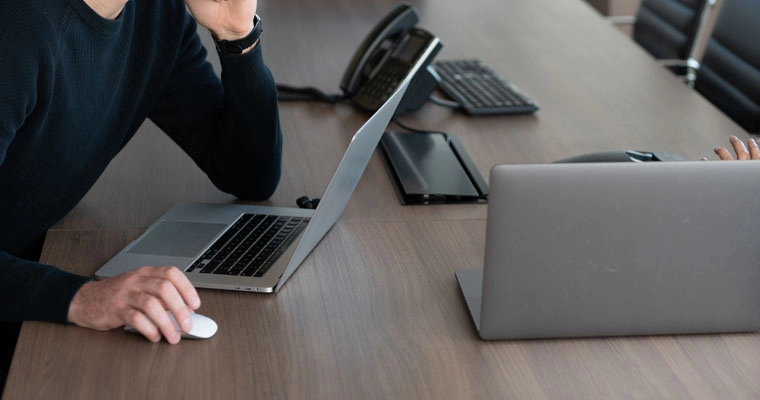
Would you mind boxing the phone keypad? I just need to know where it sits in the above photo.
[354,61,408,110]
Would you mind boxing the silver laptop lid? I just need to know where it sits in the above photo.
[480,161,760,339]
[275,79,411,291]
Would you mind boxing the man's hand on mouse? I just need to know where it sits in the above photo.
[68,266,201,344]
[712,135,760,160]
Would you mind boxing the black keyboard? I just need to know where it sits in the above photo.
[186,213,309,278]
[433,59,539,116]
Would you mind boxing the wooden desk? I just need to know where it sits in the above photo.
[5,0,756,398]
[9,223,760,399]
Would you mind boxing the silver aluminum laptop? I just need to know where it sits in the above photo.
[96,79,410,293]
[456,161,760,339]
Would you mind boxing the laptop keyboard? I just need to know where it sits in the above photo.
[186,213,309,277]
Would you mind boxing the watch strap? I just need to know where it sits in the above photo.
[214,15,263,55]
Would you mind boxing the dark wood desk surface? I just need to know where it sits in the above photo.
[5,0,757,398]
[8,223,760,399]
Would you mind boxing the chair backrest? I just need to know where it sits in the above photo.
[633,0,708,60]
[694,0,760,133]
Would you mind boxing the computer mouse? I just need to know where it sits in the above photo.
[554,150,685,163]
[124,311,218,340]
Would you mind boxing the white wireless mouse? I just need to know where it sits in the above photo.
[174,312,218,339]
[124,311,218,340]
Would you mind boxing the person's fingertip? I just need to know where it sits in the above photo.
[181,318,192,332]
[167,331,180,344]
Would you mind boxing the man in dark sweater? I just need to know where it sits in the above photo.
[0,0,280,388]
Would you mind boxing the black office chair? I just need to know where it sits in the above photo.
[610,0,716,81]
[693,0,760,133]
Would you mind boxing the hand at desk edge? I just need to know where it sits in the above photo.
[68,266,201,345]
[711,135,760,161]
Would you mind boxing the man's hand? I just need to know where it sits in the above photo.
[713,135,760,160]
[185,0,257,41]
[68,266,201,344]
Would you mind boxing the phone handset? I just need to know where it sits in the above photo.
[340,3,443,115]
[339,3,419,96]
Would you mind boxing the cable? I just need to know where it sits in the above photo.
[390,118,433,133]
[276,84,453,134]
[429,93,461,109]
[276,84,346,104]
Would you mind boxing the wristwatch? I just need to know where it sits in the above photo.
[213,14,263,55]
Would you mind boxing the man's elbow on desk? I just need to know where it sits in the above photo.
[212,164,282,201]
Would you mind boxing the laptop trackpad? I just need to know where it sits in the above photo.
[127,221,227,257]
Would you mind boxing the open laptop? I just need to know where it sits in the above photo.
[95,79,410,293]
[456,161,760,340]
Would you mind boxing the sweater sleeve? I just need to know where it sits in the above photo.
[149,12,282,201]
[0,5,92,325]
[0,251,91,324]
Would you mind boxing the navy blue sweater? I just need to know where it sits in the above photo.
[0,0,282,323]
